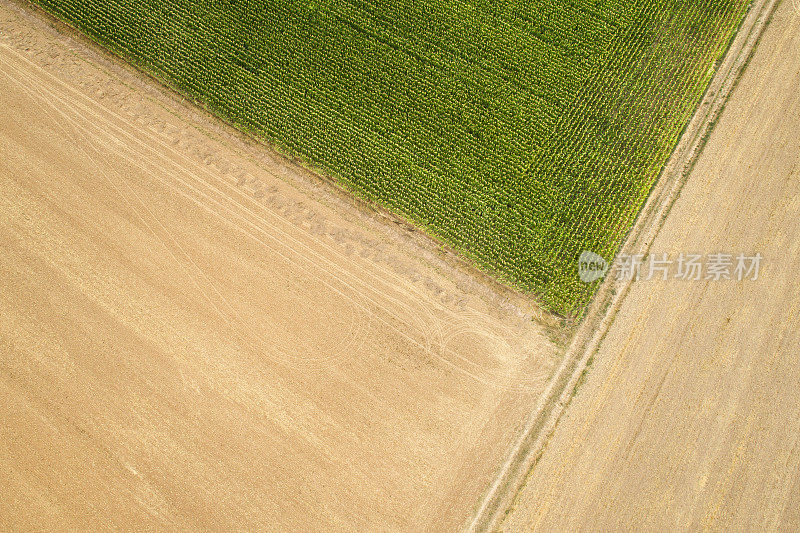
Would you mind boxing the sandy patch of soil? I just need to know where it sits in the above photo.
[501,2,800,530]
[0,2,559,530]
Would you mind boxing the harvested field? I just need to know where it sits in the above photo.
[0,3,560,530]
[501,1,800,530]
[29,0,752,314]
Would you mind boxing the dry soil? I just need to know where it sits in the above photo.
[0,2,560,530]
[501,2,800,530]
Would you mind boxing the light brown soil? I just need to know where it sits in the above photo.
[501,1,800,530]
[468,0,778,528]
[0,2,560,530]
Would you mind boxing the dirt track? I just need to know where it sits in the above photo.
[0,2,560,530]
[502,2,800,530]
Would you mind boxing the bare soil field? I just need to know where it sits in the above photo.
[0,2,561,530]
[501,1,800,530]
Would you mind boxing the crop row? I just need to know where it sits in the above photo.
[35,0,751,314]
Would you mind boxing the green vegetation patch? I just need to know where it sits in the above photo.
[34,0,750,315]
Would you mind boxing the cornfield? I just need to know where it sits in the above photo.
[33,0,751,315]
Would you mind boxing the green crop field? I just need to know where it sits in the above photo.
[33,0,750,315]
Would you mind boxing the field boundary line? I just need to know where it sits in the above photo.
[7,0,561,336]
[466,0,781,530]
